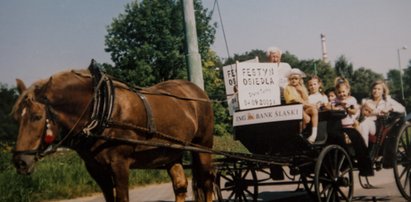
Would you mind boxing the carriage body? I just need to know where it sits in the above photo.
[216,102,411,201]
[216,61,411,201]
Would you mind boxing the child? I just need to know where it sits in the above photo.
[307,76,329,110]
[283,68,318,144]
[334,77,359,128]
[335,77,373,176]
[325,88,337,109]
[359,100,376,147]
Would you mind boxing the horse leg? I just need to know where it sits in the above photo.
[192,152,214,202]
[167,163,188,202]
[85,163,115,202]
[111,162,131,202]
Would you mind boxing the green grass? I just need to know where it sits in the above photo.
[213,134,249,153]
[0,134,245,201]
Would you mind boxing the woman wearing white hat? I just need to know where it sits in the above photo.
[283,68,319,144]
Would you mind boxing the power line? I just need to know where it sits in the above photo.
[213,0,231,61]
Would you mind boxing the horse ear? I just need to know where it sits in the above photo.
[16,79,27,94]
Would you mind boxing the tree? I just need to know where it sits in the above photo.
[223,49,265,65]
[387,69,402,99]
[401,60,411,112]
[202,50,231,136]
[280,51,300,69]
[104,0,216,86]
[298,59,336,91]
[334,55,354,79]
[0,84,18,143]
[350,67,383,101]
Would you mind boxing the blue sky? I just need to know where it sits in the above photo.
[1,0,410,87]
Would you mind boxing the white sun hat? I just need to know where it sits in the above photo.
[286,68,306,78]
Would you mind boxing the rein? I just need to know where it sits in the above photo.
[14,62,213,159]
[12,65,107,158]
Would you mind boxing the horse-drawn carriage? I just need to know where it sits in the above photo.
[213,104,411,201]
[11,61,411,202]
[212,61,411,201]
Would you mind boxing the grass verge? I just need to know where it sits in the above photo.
[0,134,245,201]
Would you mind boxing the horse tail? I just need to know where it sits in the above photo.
[191,150,214,202]
[191,153,205,201]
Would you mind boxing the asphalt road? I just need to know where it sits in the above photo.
[54,168,406,202]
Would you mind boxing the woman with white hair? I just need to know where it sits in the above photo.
[266,47,292,90]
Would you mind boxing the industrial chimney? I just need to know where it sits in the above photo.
[321,33,328,63]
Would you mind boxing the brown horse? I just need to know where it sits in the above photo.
[11,67,214,202]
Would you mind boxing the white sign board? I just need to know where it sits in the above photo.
[222,57,259,96]
[237,63,281,110]
[222,64,237,96]
[233,104,303,126]
[222,57,259,114]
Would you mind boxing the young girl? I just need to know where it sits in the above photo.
[283,68,318,144]
[335,77,373,176]
[307,76,328,110]
[334,77,359,128]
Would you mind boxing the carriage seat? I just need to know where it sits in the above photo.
[301,109,347,145]
[369,112,404,144]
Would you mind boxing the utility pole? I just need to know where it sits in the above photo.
[182,0,204,90]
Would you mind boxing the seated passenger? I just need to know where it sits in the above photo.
[359,80,406,146]
[307,75,329,110]
[283,68,318,144]
[266,46,292,91]
[325,87,337,108]
[334,77,360,129]
[359,100,376,147]
[335,77,373,176]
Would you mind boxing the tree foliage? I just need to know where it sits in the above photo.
[104,0,216,86]
[202,50,231,136]
[0,84,18,143]
[297,59,336,91]
[350,67,384,100]
[335,55,354,79]
[223,49,265,65]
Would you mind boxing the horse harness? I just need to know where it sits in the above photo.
[15,61,214,159]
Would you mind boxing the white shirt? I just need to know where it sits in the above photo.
[361,96,405,119]
[308,92,329,105]
[277,62,292,89]
[338,96,359,127]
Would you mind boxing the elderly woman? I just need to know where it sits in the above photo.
[266,47,292,90]
[359,80,406,146]
[283,68,319,144]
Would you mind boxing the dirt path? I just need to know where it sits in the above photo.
[53,169,405,202]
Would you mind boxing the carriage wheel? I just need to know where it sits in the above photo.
[301,169,316,199]
[393,121,411,201]
[215,161,258,202]
[314,145,353,202]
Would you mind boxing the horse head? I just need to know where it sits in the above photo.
[12,70,93,175]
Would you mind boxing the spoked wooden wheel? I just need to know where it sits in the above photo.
[393,121,411,201]
[301,170,316,199]
[315,145,353,202]
[215,161,258,202]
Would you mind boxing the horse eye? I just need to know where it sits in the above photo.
[30,114,42,122]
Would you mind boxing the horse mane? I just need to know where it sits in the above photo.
[11,69,92,118]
